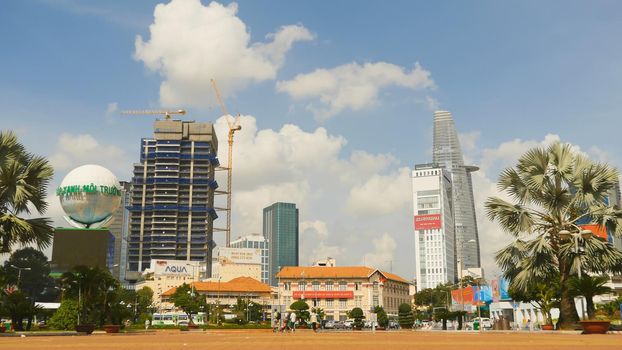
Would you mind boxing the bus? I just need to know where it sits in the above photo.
[152,312,206,326]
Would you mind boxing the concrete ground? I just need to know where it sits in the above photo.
[1,329,621,350]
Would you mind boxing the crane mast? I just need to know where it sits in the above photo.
[211,79,241,247]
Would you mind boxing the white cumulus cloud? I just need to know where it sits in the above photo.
[134,0,313,107]
[277,61,435,120]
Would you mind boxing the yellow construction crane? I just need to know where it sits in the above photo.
[121,109,187,119]
[211,78,241,247]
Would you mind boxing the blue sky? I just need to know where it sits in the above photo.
[3,0,622,278]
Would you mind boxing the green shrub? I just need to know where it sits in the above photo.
[49,299,79,330]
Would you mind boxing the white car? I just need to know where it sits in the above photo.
[469,317,492,329]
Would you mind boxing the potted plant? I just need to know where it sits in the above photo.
[579,314,610,334]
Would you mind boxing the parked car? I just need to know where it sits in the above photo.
[322,320,335,329]
[343,319,354,328]
[388,320,400,329]
[468,317,492,330]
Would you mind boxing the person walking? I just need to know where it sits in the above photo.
[310,311,318,332]
[272,309,281,333]
[280,311,290,333]
[144,319,150,331]
[289,311,297,333]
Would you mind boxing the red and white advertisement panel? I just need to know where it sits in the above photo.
[414,214,442,230]
[579,224,608,240]
[292,291,354,299]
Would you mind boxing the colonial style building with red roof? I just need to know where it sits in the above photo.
[275,266,410,321]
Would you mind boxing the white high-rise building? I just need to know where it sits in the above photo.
[412,163,456,291]
[230,234,269,284]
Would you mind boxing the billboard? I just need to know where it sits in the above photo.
[292,291,354,299]
[152,259,200,277]
[51,228,115,273]
[579,224,608,240]
[414,214,442,230]
[217,247,261,265]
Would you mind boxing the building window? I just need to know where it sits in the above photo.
[355,296,362,307]
[326,299,334,308]
[372,295,379,308]
[284,282,291,291]
[325,281,333,291]
[312,281,320,291]
[339,281,347,291]
[355,282,362,291]
[298,281,305,291]
[339,299,347,309]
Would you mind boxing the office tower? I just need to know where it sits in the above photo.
[263,202,299,286]
[432,110,481,269]
[230,234,269,284]
[127,119,219,278]
[108,181,131,281]
[412,163,456,290]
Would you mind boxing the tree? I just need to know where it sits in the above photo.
[567,275,612,320]
[0,130,54,253]
[510,281,559,326]
[136,286,154,316]
[373,306,389,328]
[59,265,119,326]
[1,290,42,331]
[170,283,206,326]
[398,303,414,329]
[289,300,310,324]
[48,299,79,330]
[3,248,56,298]
[311,307,325,322]
[486,142,622,328]
[348,307,365,328]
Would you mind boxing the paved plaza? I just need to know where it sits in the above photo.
[1,330,621,350]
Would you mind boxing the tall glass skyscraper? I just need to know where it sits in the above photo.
[263,202,299,286]
[432,110,481,269]
[127,119,220,279]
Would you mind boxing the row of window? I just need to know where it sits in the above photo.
[283,281,363,291]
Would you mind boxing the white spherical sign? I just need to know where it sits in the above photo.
[56,164,122,228]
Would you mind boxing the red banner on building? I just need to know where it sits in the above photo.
[579,224,608,240]
[414,214,442,230]
[292,291,354,299]
[451,287,475,305]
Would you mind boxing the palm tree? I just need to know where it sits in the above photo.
[486,142,622,329]
[0,131,54,253]
[60,265,119,325]
[568,275,612,320]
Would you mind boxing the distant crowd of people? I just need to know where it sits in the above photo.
[272,309,320,333]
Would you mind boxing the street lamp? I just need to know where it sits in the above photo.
[9,265,31,289]
[217,277,222,325]
[186,263,197,297]
[456,239,476,330]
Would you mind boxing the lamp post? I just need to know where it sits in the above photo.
[186,263,196,297]
[9,265,31,289]
[457,239,476,330]
[217,277,222,325]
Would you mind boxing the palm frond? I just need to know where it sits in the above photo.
[485,197,535,236]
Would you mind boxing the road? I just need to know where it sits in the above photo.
[1,329,620,350]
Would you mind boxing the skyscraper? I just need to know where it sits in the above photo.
[127,119,219,279]
[432,110,481,269]
[108,180,131,281]
[263,202,299,286]
[412,163,456,290]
